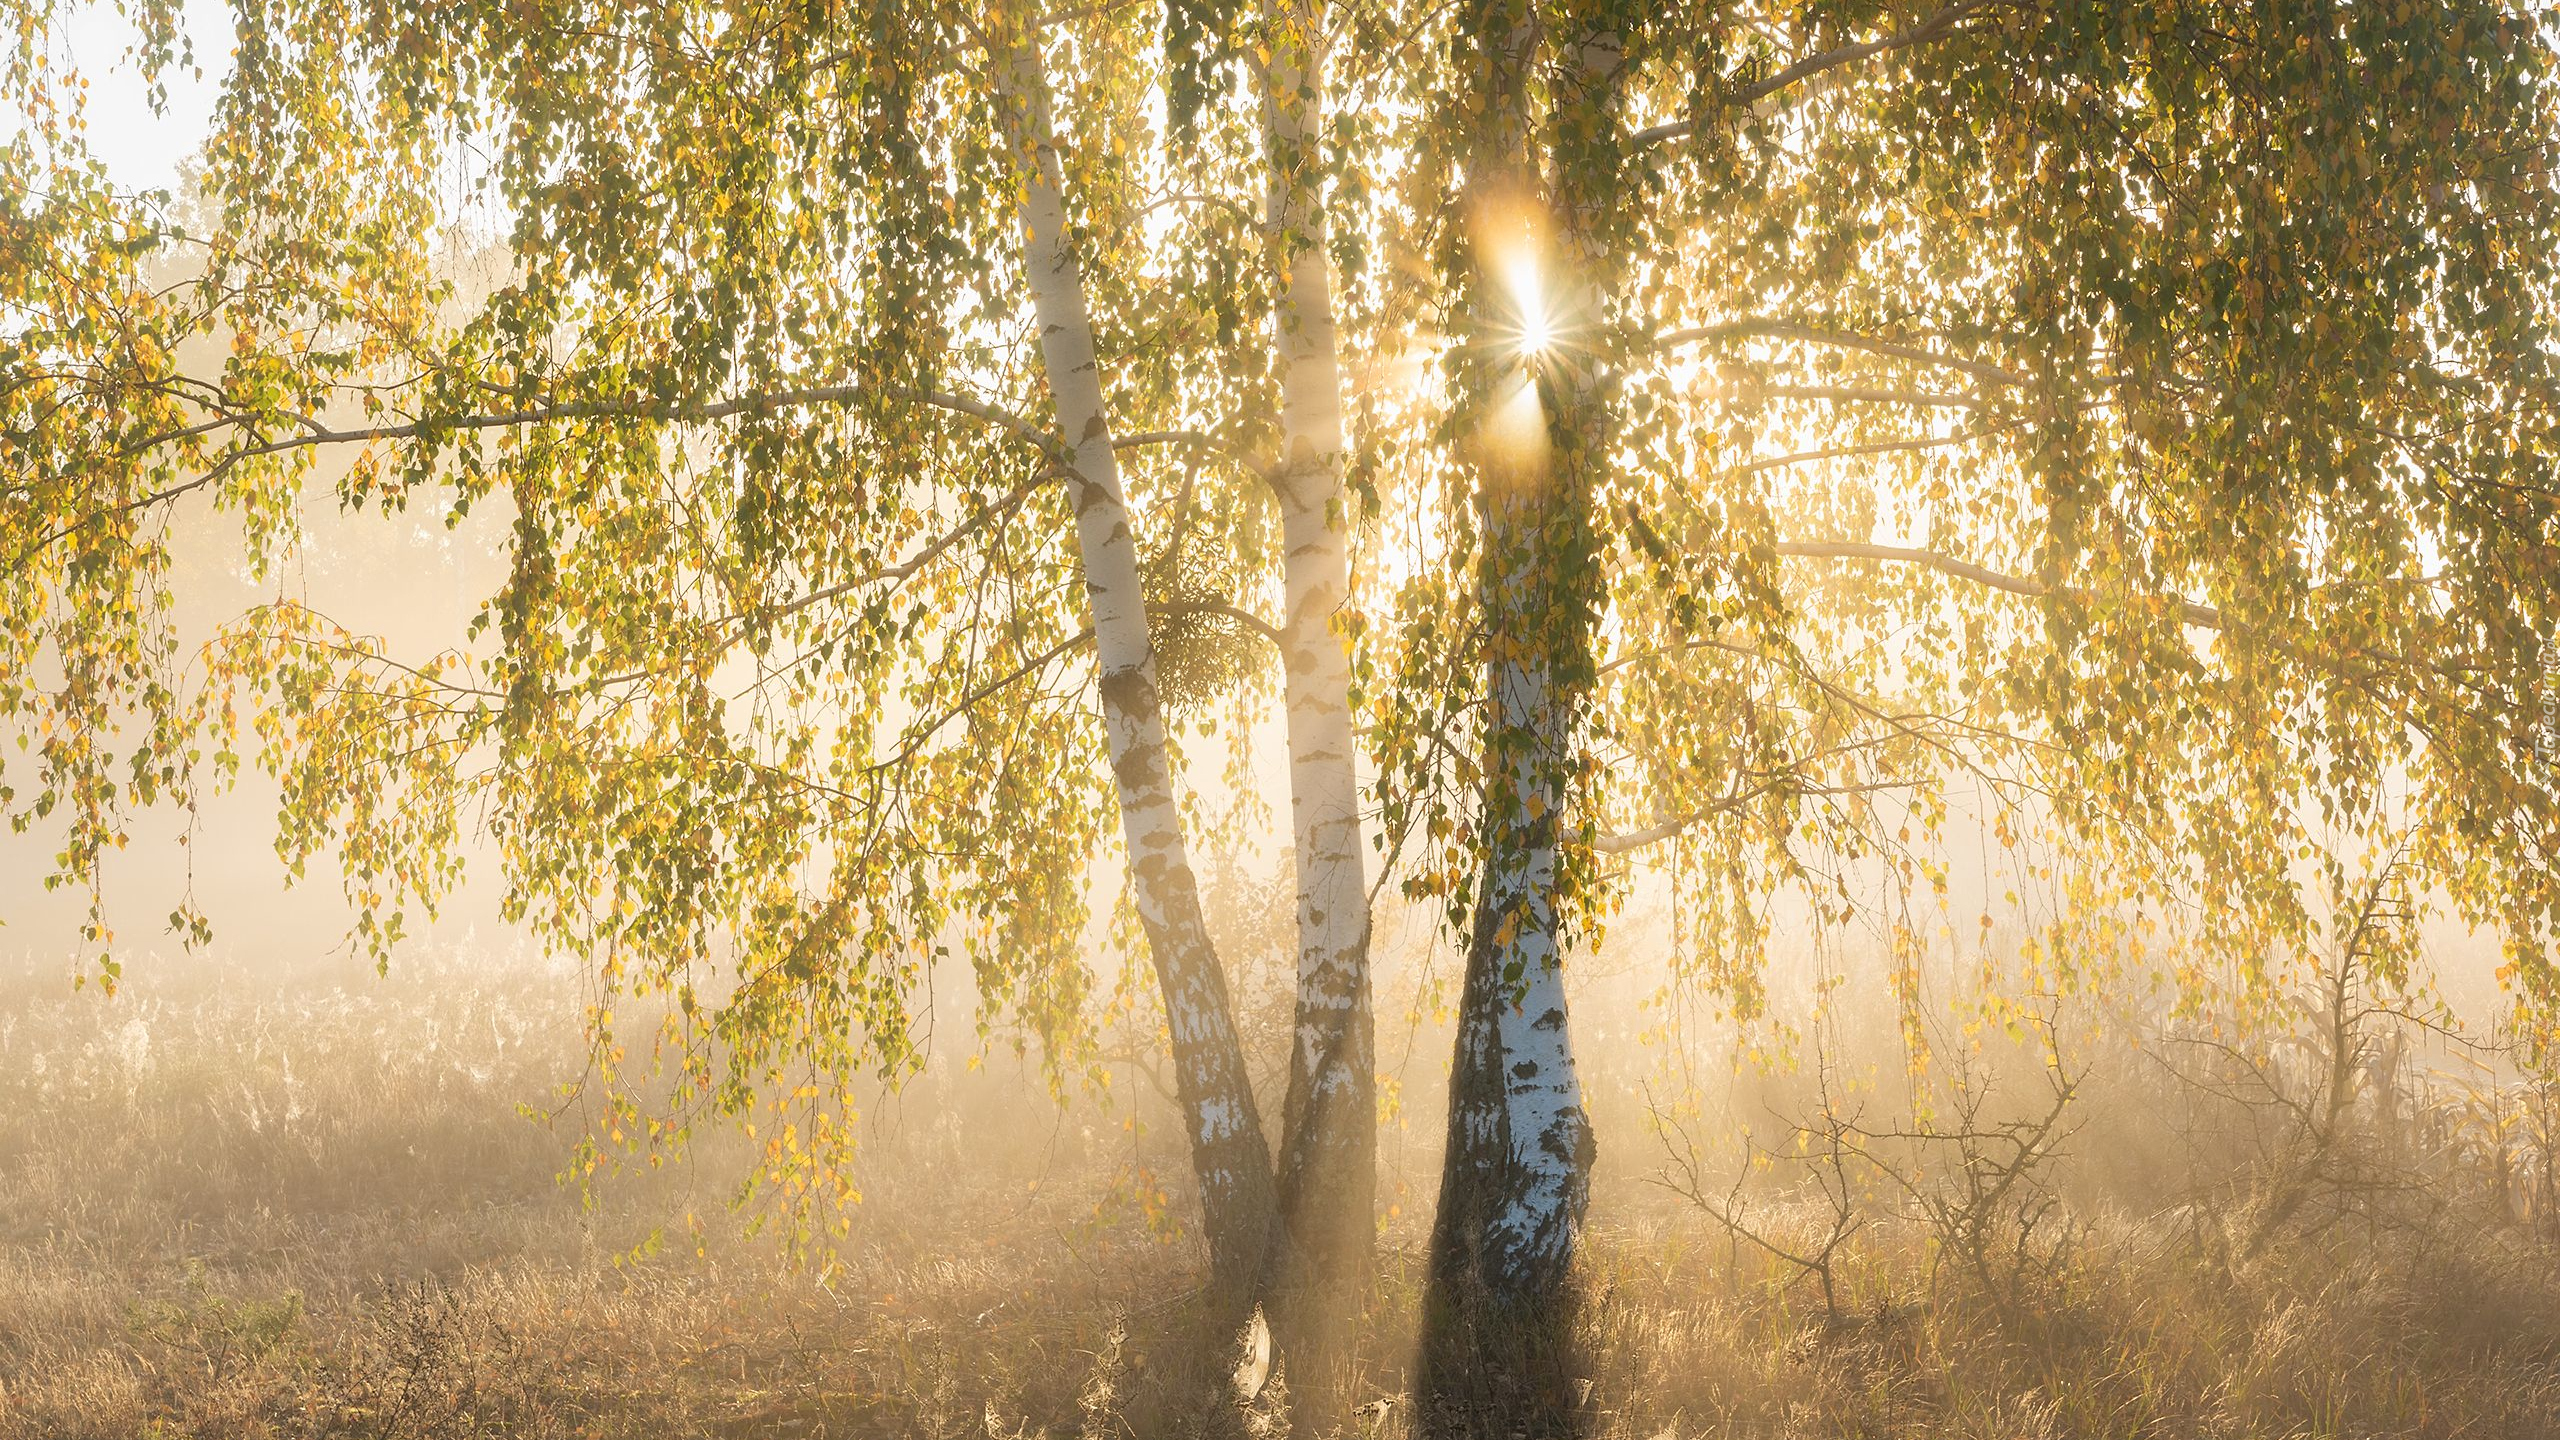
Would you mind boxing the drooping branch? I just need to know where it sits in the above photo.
[560,472,1073,691]
[1738,429,2000,475]
[1591,624,2064,854]
[1110,428,1275,480]
[32,379,1274,576]
[769,474,1064,623]
[870,625,1099,775]
[1776,540,2491,760]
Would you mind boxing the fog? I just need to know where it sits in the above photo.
[13,3,2560,1435]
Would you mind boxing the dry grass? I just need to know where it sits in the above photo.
[6,954,2560,1438]
[1567,1209,2560,1439]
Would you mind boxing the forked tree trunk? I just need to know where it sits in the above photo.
[990,29,1279,1303]
[1258,0,1378,1426]
[1419,2,1623,1433]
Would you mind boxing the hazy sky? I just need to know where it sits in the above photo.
[43,0,231,193]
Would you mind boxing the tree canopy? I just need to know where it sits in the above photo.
[8,0,2560,1325]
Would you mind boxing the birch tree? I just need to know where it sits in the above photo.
[1221,0,1381,1416]
[1402,0,1628,1422]
[983,14,1282,1298]
[13,4,2560,1434]
[0,0,1372,1313]
[1358,1,2560,1430]
[1580,0,2560,1055]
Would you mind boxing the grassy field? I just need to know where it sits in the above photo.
[7,952,2560,1439]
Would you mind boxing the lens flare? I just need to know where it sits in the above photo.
[1505,249,1552,357]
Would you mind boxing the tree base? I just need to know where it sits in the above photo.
[1413,1274,1589,1440]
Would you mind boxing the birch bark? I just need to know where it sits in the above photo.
[1418,2,1625,1430]
[990,30,1279,1302]
[1258,0,1378,1420]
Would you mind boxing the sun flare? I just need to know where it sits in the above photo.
[1505,248,1552,356]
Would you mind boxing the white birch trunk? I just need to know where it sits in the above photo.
[1470,17,1627,1288]
[1478,634,1592,1279]
[1419,2,1618,1428]
[1259,0,1377,1419]
[1417,527,1597,1421]
[1266,0,1369,1171]
[990,30,1277,1299]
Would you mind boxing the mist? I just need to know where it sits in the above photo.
[13,0,2560,1436]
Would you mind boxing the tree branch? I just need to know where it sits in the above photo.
[1595,778,1913,853]
[871,626,1098,775]
[127,381,1062,468]
[1746,383,1980,410]
[1772,539,2228,629]
[26,381,1079,568]
[1158,600,1286,648]
[1738,429,1998,475]
[1651,318,2022,387]
[1111,428,1273,480]
[768,474,1063,624]
[1634,0,1995,148]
